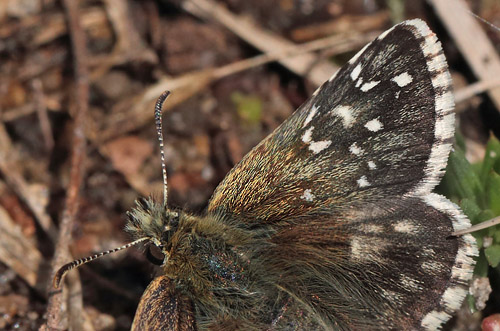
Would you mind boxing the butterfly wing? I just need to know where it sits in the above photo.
[207,19,477,329]
[208,19,454,222]
[260,195,476,329]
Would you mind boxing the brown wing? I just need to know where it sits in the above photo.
[132,275,196,331]
[207,20,454,224]
[205,19,477,330]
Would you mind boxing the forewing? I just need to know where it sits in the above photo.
[132,275,196,331]
[208,19,454,223]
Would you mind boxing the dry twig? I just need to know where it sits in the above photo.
[429,0,500,111]
[0,122,57,241]
[32,79,54,153]
[45,0,90,330]
[96,30,377,143]
[455,78,500,106]
[0,200,45,295]
[181,0,339,86]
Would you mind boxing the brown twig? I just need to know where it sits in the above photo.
[90,0,158,81]
[45,0,90,330]
[0,200,46,296]
[96,30,377,143]
[32,79,55,153]
[1,92,62,122]
[0,123,57,241]
[455,78,500,105]
[429,0,500,111]
[181,0,339,86]
[289,11,390,42]
[143,0,162,51]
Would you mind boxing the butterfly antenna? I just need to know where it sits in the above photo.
[53,237,150,289]
[154,91,171,207]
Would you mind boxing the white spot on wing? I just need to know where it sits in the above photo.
[422,248,435,257]
[300,189,315,202]
[331,105,355,128]
[361,224,383,233]
[302,127,314,144]
[303,104,319,128]
[421,260,443,273]
[357,176,370,188]
[350,237,387,263]
[392,72,413,87]
[360,80,380,92]
[350,63,362,81]
[400,274,422,291]
[309,140,331,154]
[393,221,418,233]
[355,77,363,88]
[368,161,376,170]
[364,118,383,132]
[349,142,363,155]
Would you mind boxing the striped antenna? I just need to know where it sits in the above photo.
[53,237,150,289]
[154,91,171,207]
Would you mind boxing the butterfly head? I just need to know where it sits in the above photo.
[126,197,179,266]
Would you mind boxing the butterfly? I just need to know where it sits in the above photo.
[54,18,478,330]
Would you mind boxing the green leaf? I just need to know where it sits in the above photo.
[479,136,500,185]
[438,147,484,206]
[466,294,478,313]
[474,251,489,277]
[486,171,500,216]
[231,92,262,125]
[484,244,500,267]
[455,131,466,151]
[471,162,483,179]
[459,198,482,224]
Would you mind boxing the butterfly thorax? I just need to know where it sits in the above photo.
[161,213,255,296]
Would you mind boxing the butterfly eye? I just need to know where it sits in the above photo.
[146,244,165,266]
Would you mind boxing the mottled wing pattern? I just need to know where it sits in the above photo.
[208,20,454,222]
[261,195,476,329]
[207,19,477,330]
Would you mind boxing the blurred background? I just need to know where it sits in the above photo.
[0,0,499,330]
